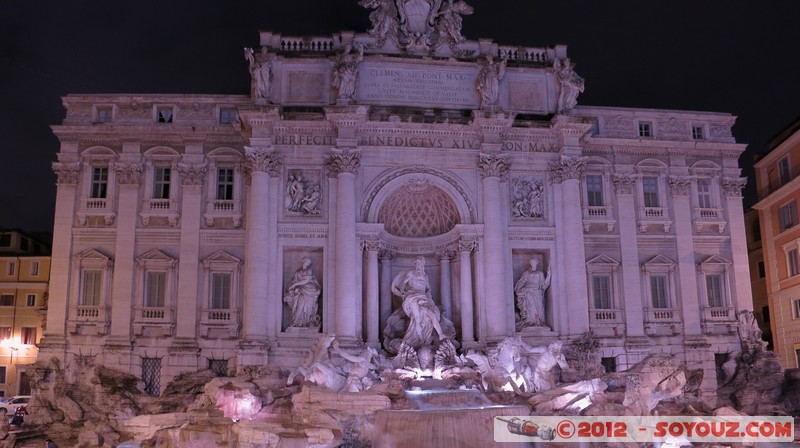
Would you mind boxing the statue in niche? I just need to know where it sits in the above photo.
[388,256,458,372]
[554,57,585,113]
[511,178,544,219]
[477,54,507,109]
[244,47,272,100]
[283,257,321,328]
[285,172,322,215]
[333,43,364,101]
[514,258,551,330]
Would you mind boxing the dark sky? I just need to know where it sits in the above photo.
[1,0,798,233]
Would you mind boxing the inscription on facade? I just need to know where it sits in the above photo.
[359,135,480,149]
[358,63,478,109]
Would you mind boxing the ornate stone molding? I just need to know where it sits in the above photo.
[548,157,586,183]
[52,162,81,185]
[436,250,456,260]
[668,176,692,196]
[458,238,478,253]
[378,249,395,261]
[244,146,282,177]
[477,153,510,180]
[612,174,638,195]
[176,162,208,186]
[114,162,143,185]
[361,239,382,252]
[721,176,747,198]
[326,149,361,176]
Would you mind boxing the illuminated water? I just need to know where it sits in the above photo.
[372,389,533,447]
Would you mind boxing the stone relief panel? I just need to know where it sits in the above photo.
[284,169,322,217]
[510,177,545,220]
[282,248,324,332]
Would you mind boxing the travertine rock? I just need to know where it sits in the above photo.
[622,354,686,416]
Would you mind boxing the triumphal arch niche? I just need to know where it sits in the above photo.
[44,0,749,399]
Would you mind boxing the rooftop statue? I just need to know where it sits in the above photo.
[554,57,585,112]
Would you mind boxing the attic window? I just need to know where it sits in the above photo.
[157,107,174,123]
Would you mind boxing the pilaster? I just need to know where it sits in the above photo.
[669,177,702,336]
[612,173,645,337]
[174,161,207,339]
[722,177,752,311]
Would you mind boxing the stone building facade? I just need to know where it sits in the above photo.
[41,3,751,398]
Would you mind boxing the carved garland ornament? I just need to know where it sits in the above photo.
[114,162,143,185]
[612,174,638,195]
[244,146,282,177]
[176,162,208,186]
[668,176,692,196]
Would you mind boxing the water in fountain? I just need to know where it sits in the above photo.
[372,389,533,447]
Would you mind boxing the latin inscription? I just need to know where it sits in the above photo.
[358,64,478,108]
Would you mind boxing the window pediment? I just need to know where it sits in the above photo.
[136,249,177,269]
[72,248,113,268]
[642,254,676,273]
[202,250,242,270]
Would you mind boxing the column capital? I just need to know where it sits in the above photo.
[722,176,747,198]
[379,249,395,261]
[612,173,638,195]
[114,162,143,185]
[245,146,282,177]
[176,162,208,186]
[52,162,81,185]
[478,153,510,180]
[549,156,586,184]
[668,175,692,196]
[326,149,361,176]
[436,250,456,260]
[458,238,478,253]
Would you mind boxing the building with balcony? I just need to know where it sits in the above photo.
[0,230,51,398]
[40,4,752,400]
[753,118,800,368]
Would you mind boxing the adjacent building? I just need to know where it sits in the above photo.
[753,118,800,368]
[40,4,752,400]
[0,230,51,397]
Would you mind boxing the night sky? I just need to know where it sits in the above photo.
[2,0,798,233]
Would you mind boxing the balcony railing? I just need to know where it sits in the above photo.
[204,199,242,227]
[642,207,666,218]
[81,198,109,210]
[702,306,735,322]
[589,308,623,323]
[693,207,727,233]
[645,308,679,322]
[76,305,101,319]
[497,46,550,63]
[200,308,239,325]
[583,205,615,232]
[638,207,672,232]
[135,306,174,323]
[211,200,235,212]
[143,198,175,211]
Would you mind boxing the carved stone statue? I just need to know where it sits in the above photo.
[435,0,473,47]
[359,0,400,46]
[529,341,568,392]
[392,256,446,348]
[332,341,382,392]
[387,256,457,372]
[554,57,585,112]
[515,258,551,330]
[477,54,507,109]
[333,44,364,101]
[283,257,321,328]
[287,335,345,390]
[244,47,272,100]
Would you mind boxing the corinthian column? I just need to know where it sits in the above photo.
[437,250,454,321]
[478,153,511,340]
[174,162,207,340]
[363,240,381,346]
[107,159,142,348]
[549,156,589,334]
[40,159,81,357]
[241,147,282,349]
[458,238,476,345]
[327,149,361,341]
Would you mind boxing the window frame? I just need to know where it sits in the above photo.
[0,295,13,307]
[219,107,237,125]
[585,174,605,207]
[25,293,36,307]
[585,254,621,315]
[155,105,175,124]
[20,327,36,345]
[30,261,39,277]
[697,255,732,309]
[779,156,792,186]
[638,121,653,138]
[70,248,113,323]
[691,125,705,140]
[135,249,177,314]
[779,200,798,232]
[641,254,678,315]
[93,105,114,123]
[201,250,242,316]
[204,150,244,227]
